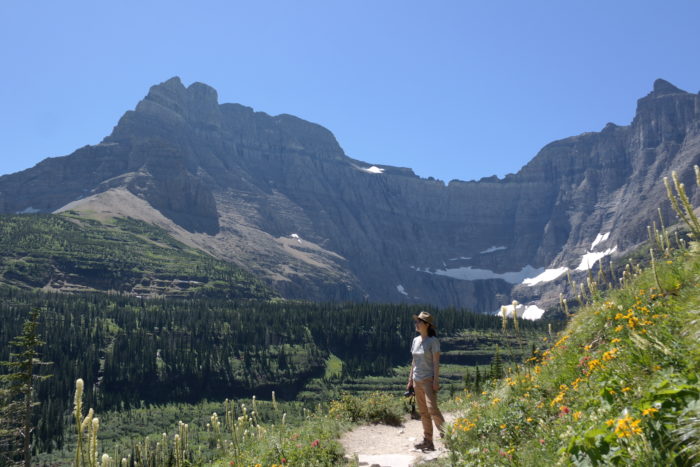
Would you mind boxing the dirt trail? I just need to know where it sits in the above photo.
[340,413,455,467]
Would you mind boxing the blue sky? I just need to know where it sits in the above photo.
[1,1,699,182]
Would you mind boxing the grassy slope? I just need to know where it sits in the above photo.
[443,244,700,466]
[0,212,273,299]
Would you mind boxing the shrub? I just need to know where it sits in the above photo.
[329,392,404,426]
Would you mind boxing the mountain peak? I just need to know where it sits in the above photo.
[650,78,687,96]
[159,76,185,89]
[127,77,221,128]
[187,81,219,104]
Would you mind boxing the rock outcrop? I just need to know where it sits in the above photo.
[1,77,698,311]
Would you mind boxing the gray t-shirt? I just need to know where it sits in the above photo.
[411,335,440,382]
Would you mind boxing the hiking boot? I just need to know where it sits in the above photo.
[414,439,435,451]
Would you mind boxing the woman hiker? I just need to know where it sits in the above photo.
[406,311,445,452]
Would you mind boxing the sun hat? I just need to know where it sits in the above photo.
[413,311,436,328]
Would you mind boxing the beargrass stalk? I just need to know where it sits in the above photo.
[74,379,84,467]
[674,231,686,250]
[658,208,672,253]
[89,417,99,467]
[587,276,597,296]
[559,293,569,318]
[666,170,700,238]
[650,248,665,293]
[608,259,616,284]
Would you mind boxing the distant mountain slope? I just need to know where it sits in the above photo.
[0,211,274,299]
[0,78,698,311]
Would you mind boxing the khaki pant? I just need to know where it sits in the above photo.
[414,378,445,441]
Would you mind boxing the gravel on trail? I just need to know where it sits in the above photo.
[340,413,455,467]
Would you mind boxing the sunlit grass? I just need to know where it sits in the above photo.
[442,245,700,465]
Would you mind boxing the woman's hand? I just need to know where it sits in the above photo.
[432,380,440,392]
[406,381,413,391]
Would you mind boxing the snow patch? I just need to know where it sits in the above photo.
[591,232,610,250]
[497,303,546,321]
[362,166,385,174]
[576,246,617,271]
[448,256,471,261]
[522,305,546,320]
[396,285,408,296]
[522,267,568,286]
[421,264,544,284]
[17,207,40,214]
[480,246,507,254]
[290,233,302,243]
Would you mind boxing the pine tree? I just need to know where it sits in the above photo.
[0,308,52,467]
[489,345,504,380]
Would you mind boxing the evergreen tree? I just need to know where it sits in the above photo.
[463,369,471,390]
[489,345,504,380]
[0,309,52,466]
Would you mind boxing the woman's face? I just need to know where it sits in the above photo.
[415,319,426,332]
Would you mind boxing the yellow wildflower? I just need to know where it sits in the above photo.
[550,392,565,407]
[614,416,643,438]
[602,348,619,361]
[588,359,602,371]
[642,407,659,416]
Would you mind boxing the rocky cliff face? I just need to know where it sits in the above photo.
[1,78,698,312]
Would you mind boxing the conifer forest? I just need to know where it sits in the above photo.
[0,284,546,457]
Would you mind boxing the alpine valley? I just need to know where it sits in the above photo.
[1,77,699,313]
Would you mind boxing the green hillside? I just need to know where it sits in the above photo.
[0,212,273,299]
[444,243,700,465]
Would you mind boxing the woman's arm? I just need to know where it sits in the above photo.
[432,352,440,391]
[407,358,414,390]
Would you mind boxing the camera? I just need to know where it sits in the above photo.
[404,387,415,397]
